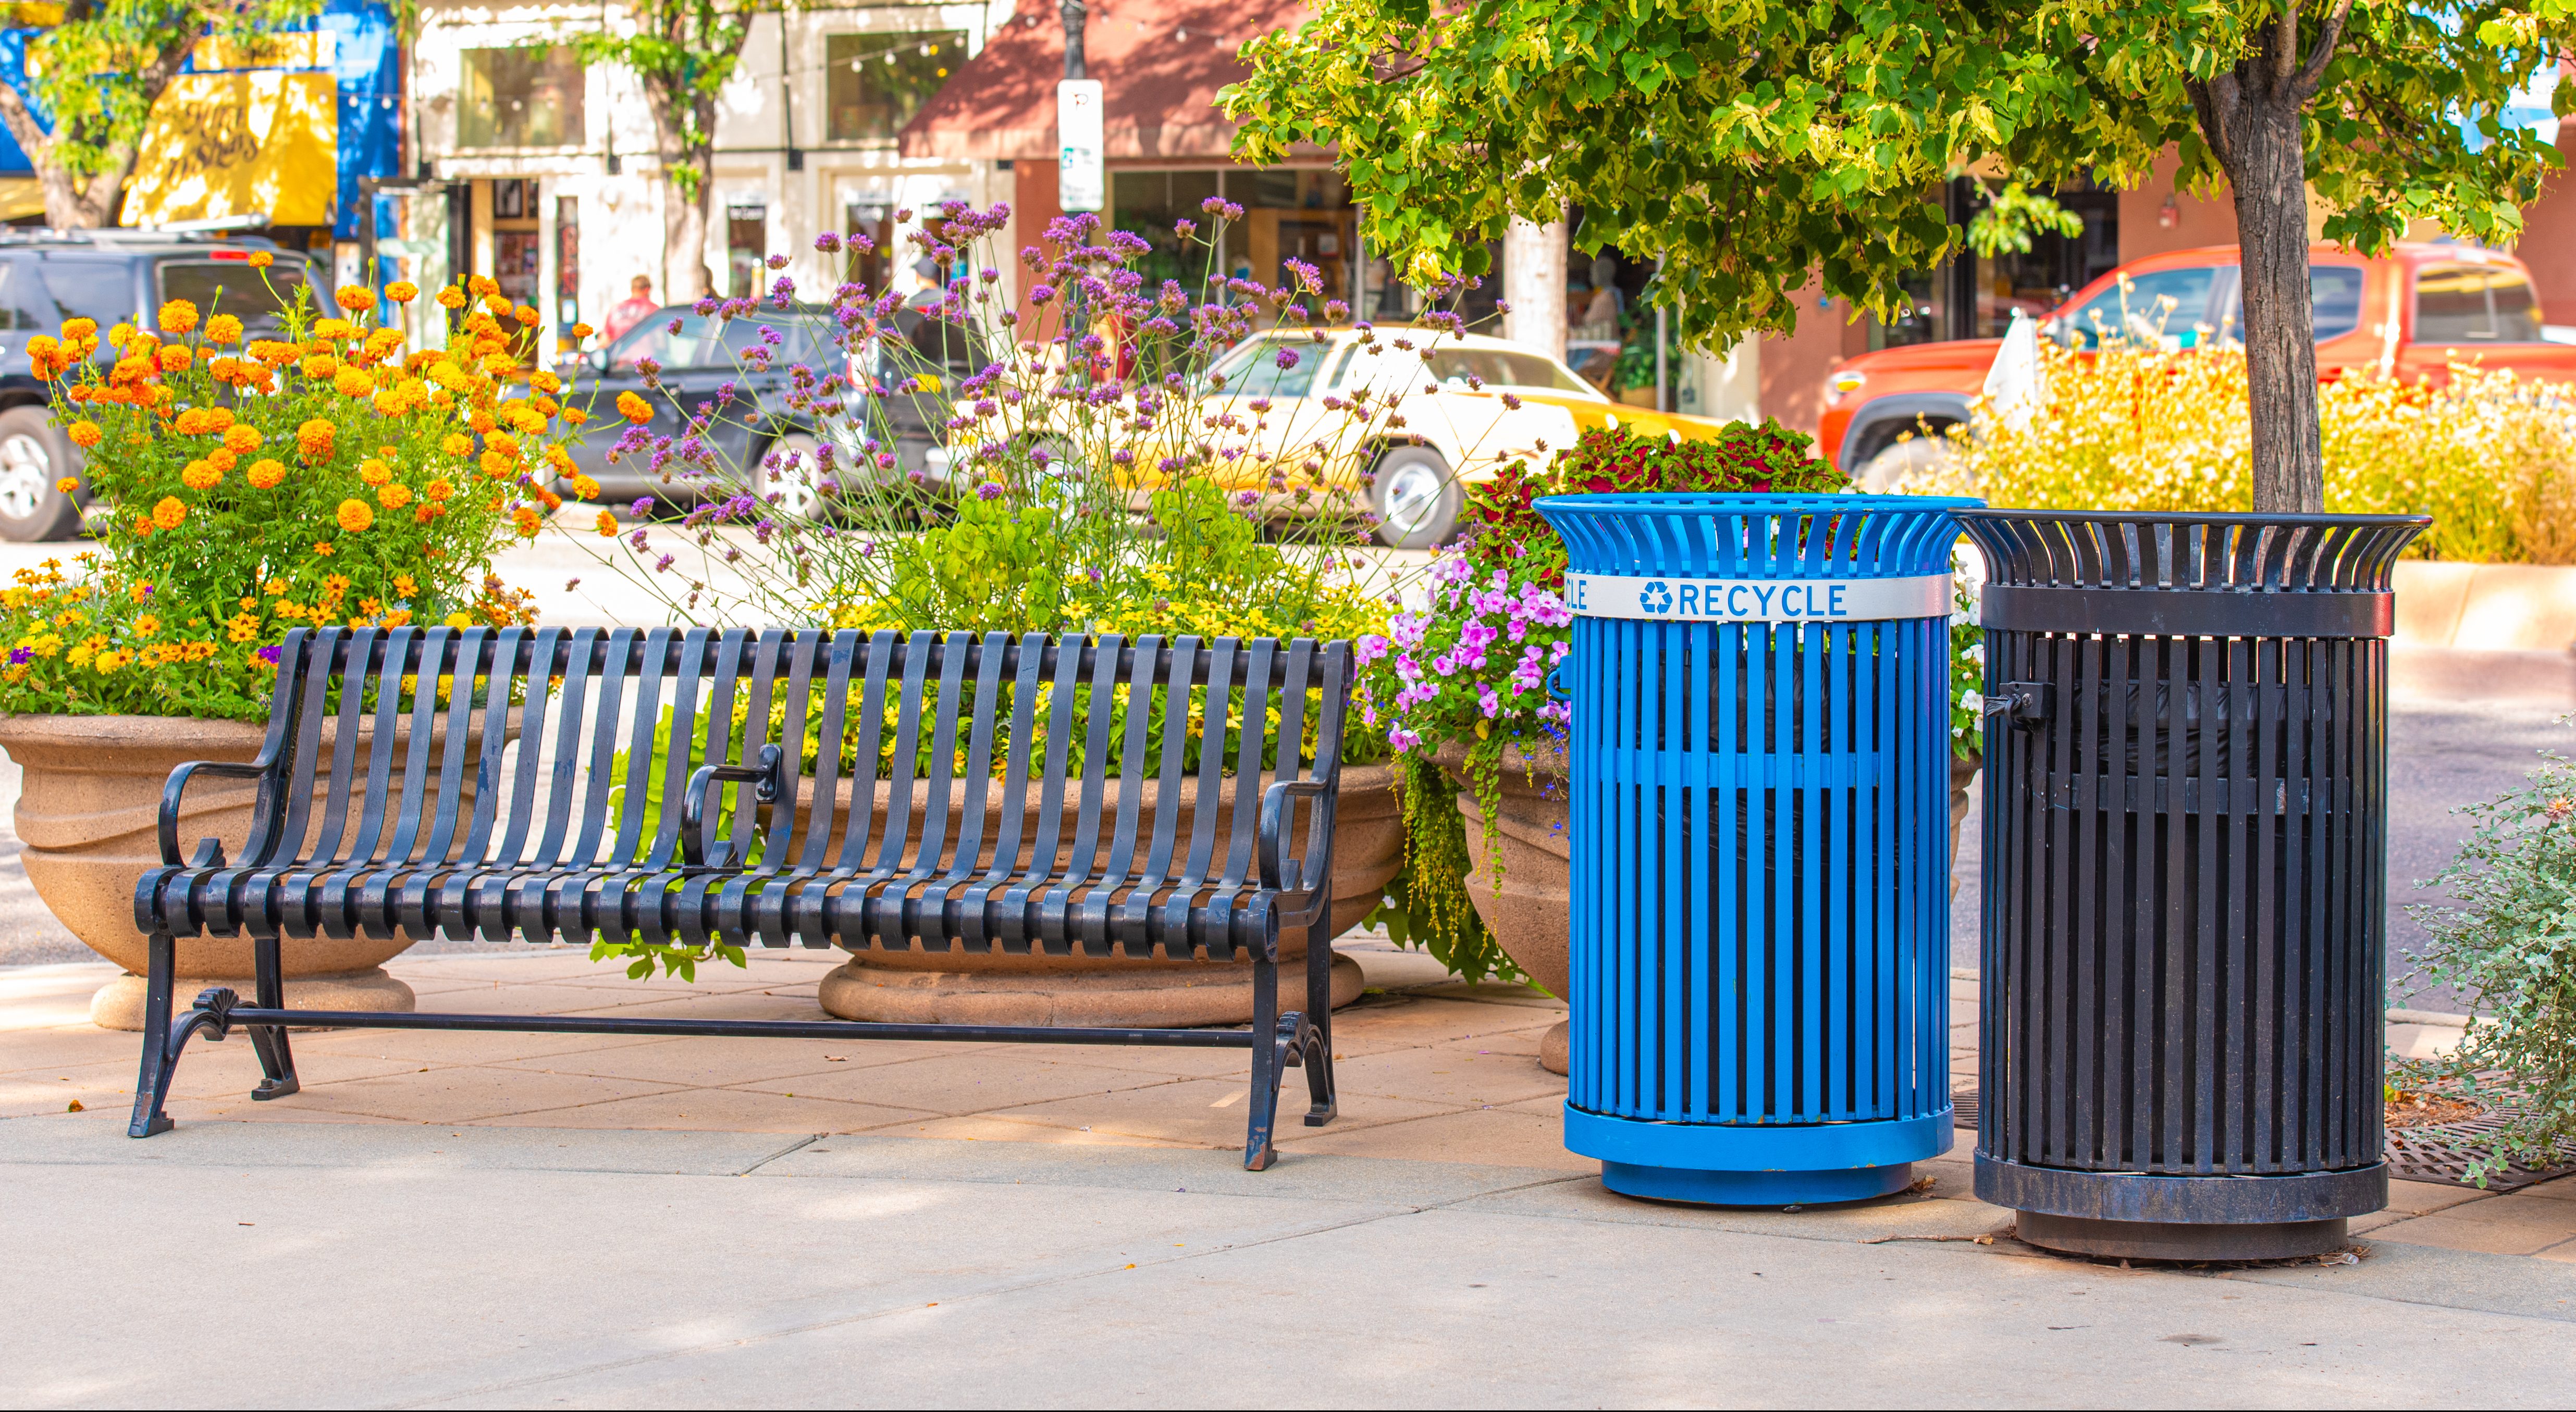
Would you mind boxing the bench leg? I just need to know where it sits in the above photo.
[127,930,179,1138]
[1242,956,1287,1171]
[245,934,299,1101]
[1300,921,1337,1128]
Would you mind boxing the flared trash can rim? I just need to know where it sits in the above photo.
[1954,506,2432,531]
[1534,491,1987,514]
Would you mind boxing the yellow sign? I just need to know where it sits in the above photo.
[192,32,337,71]
[121,72,337,229]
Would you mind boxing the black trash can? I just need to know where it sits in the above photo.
[1957,509,2429,1260]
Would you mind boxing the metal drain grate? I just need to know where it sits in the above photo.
[1949,1087,2576,1190]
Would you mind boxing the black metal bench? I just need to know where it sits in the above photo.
[128,627,1348,1168]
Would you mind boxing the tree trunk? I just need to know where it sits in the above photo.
[662,165,711,302]
[2227,101,2324,514]
[2185,8,2357,516]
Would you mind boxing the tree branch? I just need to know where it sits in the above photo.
[2273,4,2298,87]
[2290,0,2359,100]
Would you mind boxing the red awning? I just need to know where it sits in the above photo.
[901,0,1309,161]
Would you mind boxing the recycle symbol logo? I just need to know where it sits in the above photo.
[1638,580,1673,614]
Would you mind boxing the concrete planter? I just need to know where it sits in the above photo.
[0,714,426,1030]
[1438,742,1573,1074]
[815,762,1400,1027]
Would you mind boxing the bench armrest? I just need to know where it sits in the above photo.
[1258,777,1336,896]
[159,759,278,867]
[682,744,783,867]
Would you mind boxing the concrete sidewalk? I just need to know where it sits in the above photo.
[7,946,2576,1406]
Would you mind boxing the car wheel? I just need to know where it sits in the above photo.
[1855,433,1957,492]
[754,431,829,520]
[0,408,80,542]
[1370,447,1461,550]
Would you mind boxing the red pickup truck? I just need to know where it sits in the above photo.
[1819,242,2576,487]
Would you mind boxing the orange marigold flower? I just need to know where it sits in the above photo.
[207,448,238,472]
[246,459,287,489]
[378,482,413,509]
[467,275,498,299]
[485,432,520,461]
[569,474,601,501]
[467,411,498,436]
[248,251,274,269]
[595,509,618,536]
[478,450,513,479]
[335,499,374,532]
[513,304,539,327]
[66,420,101,449]
[300,355,339,381]
[335,284,374,313]
[424,477,454,501]
[512,505,542,538]
[204,314,243,345]
[333,367,373,398]
[295,418,335,462]
[359,459,392,485]
[157,345,191,373]
[53,476,75,493]
[157,300,199,334]
[562,407,588,426]
[615,391,652,425]
[435,286,467,310]
[180,461,222,490]
[386,281,420,303]
[151,496,187,530]
[222,424,261,453]
[570,322,594,340]
[61,318,94,340]
[440,433,473,457]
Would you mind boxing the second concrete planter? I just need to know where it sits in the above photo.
[1438,742,1573,1074]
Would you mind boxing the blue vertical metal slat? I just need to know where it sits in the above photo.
[1539,493,1975,1205]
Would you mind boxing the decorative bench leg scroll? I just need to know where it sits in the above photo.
[245,934,300,1101]
[1301,921,1338,1128]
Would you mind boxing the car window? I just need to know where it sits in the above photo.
[2417,264,2545,342]
[1209,336,1326,399]
[35,258,140,331]
[1425,348,1594,393]
[158,258,309,335]
[2309,267,2366,340]
[0,257,53,331]
[607,310,803,370]
[2057,267,2220,349]
[714,315,832,367]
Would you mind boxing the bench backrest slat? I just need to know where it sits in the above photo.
[245,628,1352,948]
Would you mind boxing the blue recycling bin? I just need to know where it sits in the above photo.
[1533,493,1978,1205]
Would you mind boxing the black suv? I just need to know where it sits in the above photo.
[0,232,323,540]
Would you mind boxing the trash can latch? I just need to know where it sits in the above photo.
[1986,680,2053,728]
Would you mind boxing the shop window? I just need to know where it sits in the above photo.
[825,31,964,143]
[459,46,584,149]
[728,203,768,300]
[555,195,581,341]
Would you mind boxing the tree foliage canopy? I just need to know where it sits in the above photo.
[1224,1,2576,351]
[574,0,760,202]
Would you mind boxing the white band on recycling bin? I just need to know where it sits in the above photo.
[1565,573,1952,623]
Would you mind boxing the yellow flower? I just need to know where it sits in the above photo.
[467,275,498,299]
[531,369,562,394]
[386,281,420,303]
[180,460,222,490]
[66,420,100,449]
[245,458,287,489]
[226,612,260,644]
[439,433,472,459]
[513,304,539,327]
[313,319,356,342]
[378,482,413,509]
[595,509,618,537]
[616,391,652,425]
[335,284,374,313]
[311,541,334,556]
[248,251,273,269]
[570,474,601,501]
[151,496,186,530]
[132,613,159,636]
[53,477,75,494]
[569,322,594,340]
[393,574,418,597]
[207,448,237,472]
[335,499,374,532]
[157,300,199,334]
[93,650,127,674]
[478,450,513,479]
[506,404,546,435]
